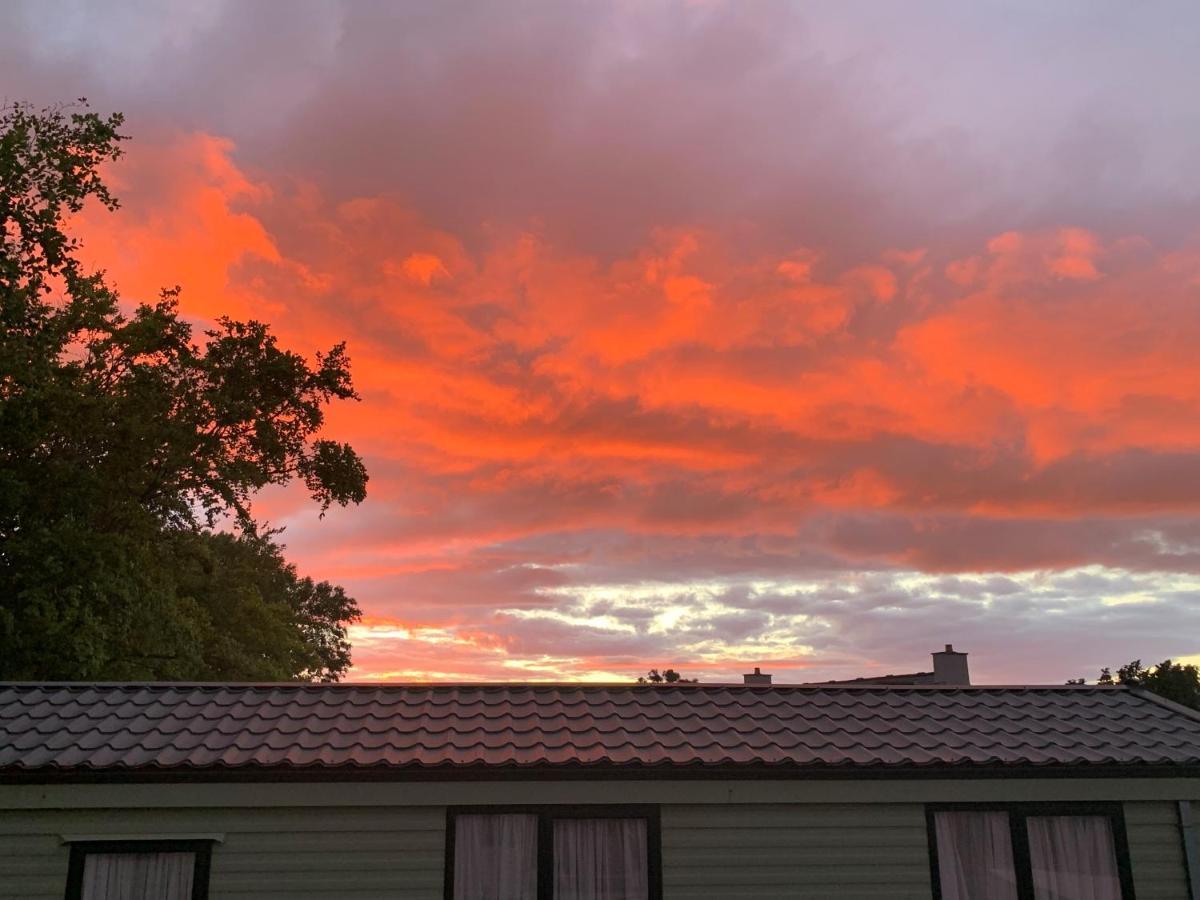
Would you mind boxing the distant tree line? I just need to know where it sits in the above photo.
[637,668,698,684]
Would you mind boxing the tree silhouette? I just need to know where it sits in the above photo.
[1096,659,1200,709]
[637,668,698,684]
[1,101,367,680]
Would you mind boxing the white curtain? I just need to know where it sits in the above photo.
[553,818,648,900]
[1028,816,1122,900]
[80,851,195,900]
[934,811,1019,900]
[453,813,538,900]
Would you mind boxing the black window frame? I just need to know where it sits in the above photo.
[64,839,213,900]
[926,802,1136,900]
[444,804,663,900]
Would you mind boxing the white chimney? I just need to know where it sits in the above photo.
[931,644,970,685]
[743,667,772,686]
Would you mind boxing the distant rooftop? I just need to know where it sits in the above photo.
[780,643,972,687]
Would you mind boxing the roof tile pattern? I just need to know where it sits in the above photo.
[2,683,1199,774]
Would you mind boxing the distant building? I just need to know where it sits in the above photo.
[805,643,974,687]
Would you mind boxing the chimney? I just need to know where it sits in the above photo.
[743,666,772,686]
[931,644,970,685]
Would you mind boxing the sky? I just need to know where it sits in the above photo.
[5,0,1200,683]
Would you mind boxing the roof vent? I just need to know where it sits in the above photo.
[743,667,772,686]
[931,644,970,685]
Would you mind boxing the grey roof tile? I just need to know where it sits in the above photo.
[1,683,1199,776]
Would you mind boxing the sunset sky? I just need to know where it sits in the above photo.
[6,1,1200,683]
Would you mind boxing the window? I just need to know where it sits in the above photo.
[927,804,1134,900]
[933,810,1019,899]
[65,840,212,900]
[453,813,538,899]
[445,806,661,900]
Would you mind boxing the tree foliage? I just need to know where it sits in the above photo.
[1097,659,1200,710]
[0,101,368,680]
[170,531,359,682]
[637,668,698,684]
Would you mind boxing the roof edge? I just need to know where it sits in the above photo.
[1129,686,1200,723]
[0,681,1130,691]
[3,760,1197,785]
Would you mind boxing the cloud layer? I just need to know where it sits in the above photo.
[7,0,1200,682]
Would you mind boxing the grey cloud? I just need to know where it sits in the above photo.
[9,1,1198,260]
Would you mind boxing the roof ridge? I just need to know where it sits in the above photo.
[0,681,1129,691]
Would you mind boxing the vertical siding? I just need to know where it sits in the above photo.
[1125,801,1191,900]
[661,803,932,899]
[0,807,446,900]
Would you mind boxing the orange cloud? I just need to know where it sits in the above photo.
[1047,228,1102,281]
[81,137,1200,500]
[398,252,450,285]
[69,133,1200,680]
[74,134,283,322]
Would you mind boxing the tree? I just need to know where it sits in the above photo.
[1097,659,1200,710]
[171,531,359,682]
[637,668,698,684]
[1,101,368,680]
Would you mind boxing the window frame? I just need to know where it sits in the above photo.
[64,838,213,900]
[926,801,1136,900]
[444,804,663,900]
